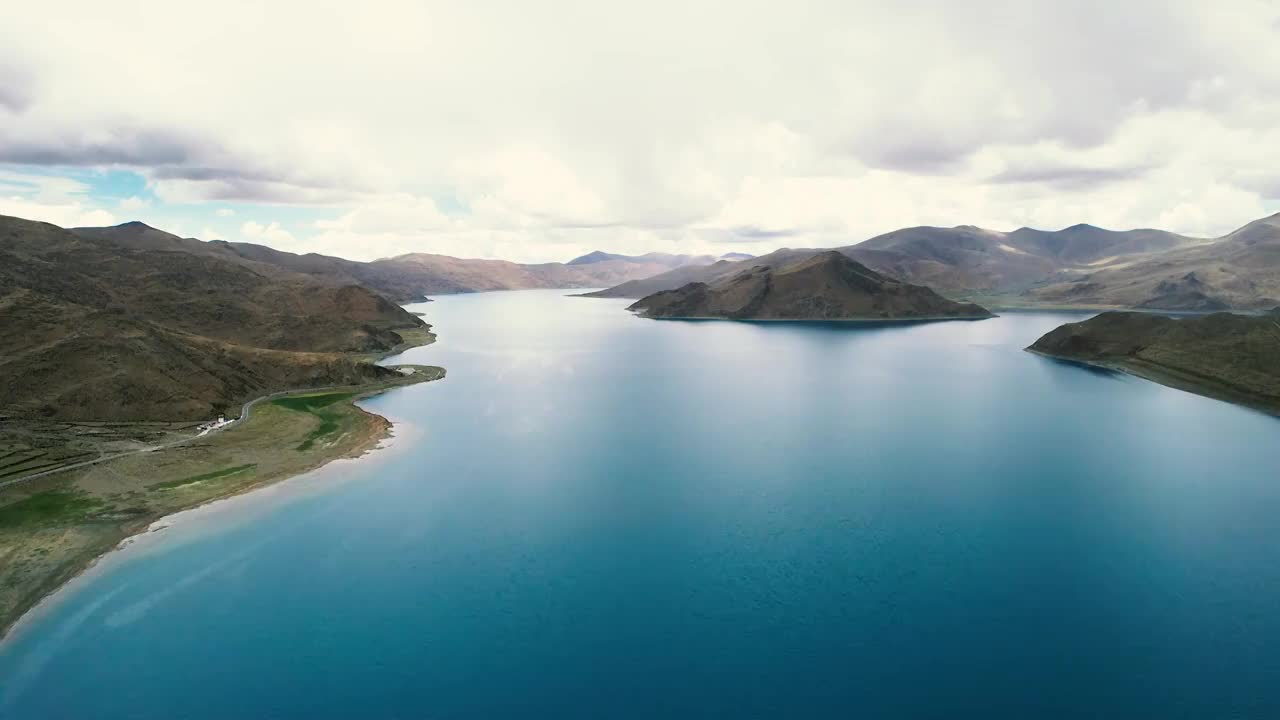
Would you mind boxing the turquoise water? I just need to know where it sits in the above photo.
[3,289,1280,718]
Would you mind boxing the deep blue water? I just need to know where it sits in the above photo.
[3,289,1280,719]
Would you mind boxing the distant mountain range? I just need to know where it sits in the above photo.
[565,250,750,267]
[584,212,1280,312]
[67,222,738,303]
[629,251,991,321]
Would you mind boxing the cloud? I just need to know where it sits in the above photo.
[0,1,1279,258]
[240,220,297,247]
[988,163,1152,190]
[0,170,116,227]
[0,59,34,112]
[0,125,204,166]
[119,195,149,210]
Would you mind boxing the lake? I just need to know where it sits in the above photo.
[3,289,1280,718]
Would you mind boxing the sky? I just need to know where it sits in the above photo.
[2,1,1279,263]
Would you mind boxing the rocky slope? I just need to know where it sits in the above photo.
[1029,214,1280,310]
[1028,311,1280,414]
[2,215,425,421]
[628,251,992,321]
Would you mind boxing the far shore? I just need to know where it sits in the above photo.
[0,334,444,642]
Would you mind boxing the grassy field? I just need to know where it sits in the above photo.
[272,392,357,450]
[0,491,105,529]
[0,364,444,640]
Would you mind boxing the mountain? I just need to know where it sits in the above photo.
[567,250,629,265]
[71,223,721,302]
[581,222,1203,302]
[1028,311,1280,415]
[627,251,992,321]
[1029,214,1280,310]
[850,223,1196,297]
[568,250,751,267]
[579,249,815,299]
[2,215,426,421]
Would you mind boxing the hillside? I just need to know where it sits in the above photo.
[628,251,992,321]
[1029,214,1280,310]
[1,215,427,421]
[1028,311,1280,414]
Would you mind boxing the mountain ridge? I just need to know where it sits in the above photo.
[70,222,724,302]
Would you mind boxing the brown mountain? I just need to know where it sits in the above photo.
[1028,311,1280,414]
[585,222,1200,302]
[1029,214,1280,311]
[1,215,427,421]
[627,251,992,321]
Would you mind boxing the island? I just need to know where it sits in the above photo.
[1027,311,1280,415]
[627,251,994,321]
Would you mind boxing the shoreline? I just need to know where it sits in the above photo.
[0,336,444,643]
[0,412,422,649]
[1026,348,1280,418]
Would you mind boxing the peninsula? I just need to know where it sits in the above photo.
[1028,311,1280,415]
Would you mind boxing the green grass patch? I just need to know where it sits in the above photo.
[271,392,354,451]
[149,463,257,490]
[0,491,105,529]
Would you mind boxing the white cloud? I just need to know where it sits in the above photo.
[214,208,235,217]
[240,220,298,247]
[0,170,116,227]
[119,195,149,210]
[1,1,1279,259]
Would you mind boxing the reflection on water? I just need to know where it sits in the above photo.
[2,291,1278,719]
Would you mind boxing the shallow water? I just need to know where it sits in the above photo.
[3,290,1280,718]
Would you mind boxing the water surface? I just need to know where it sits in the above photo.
[3,290,1279,718]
